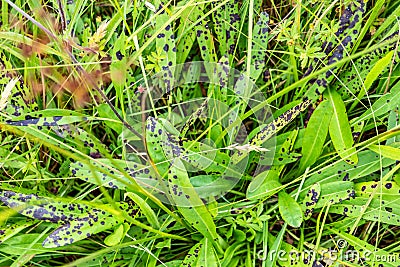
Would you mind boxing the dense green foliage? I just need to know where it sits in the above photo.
[0,0,400,266]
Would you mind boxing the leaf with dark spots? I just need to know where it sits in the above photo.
[355,181,400,201]
[110,33,128,99]
[232,99,311,164]
[182,140,230,173]
[302,0,365,102]
[197,238,219,266]
[0,190,138,248]
[304,142,400,187]
[70,158,158,192]
[250,12,269,82]
[247,129,297,200]
[336,33,399,100]
[0,219,36,244]
[211,55,230,102]
[6,115,87,127]
[146,116,178,177]
[300,181,355,210]
[195,13,217,66]
[212,1,240,60]
[301,183,321,220]
[146,117,230,178]
[180,98,209,136]
[0,190,102,223]
[181,242,202,266]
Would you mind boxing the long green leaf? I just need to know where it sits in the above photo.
[299,100,332,172]
[327,88,358,165]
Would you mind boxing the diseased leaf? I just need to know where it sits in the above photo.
[125,192,160,228]
[301,183,320,220]
[247,129,298,200]
[0,219,35,244]
[304,143,400,187]
[330,197,400,226]
[355,181,400,201]
[104,224,125,246]
[110,32,127,98]
[0,190,137,248]
[368,144,400,160]
[197,238,219,267]
[196,15,216,64]
[350,50,394,110]
[168,159,224,254]
[71,158,157,192]
[308,181,355,209]
[299,100,333,172]
[42,209,123,248]
[0,191,97,223]
[387,106,400,144]
[212,1,240,59]
[232,99,311,164]
[181,242,202,267]
[247,169,282,201]
[154,0,177,93]
[6,110,89,127]
[302,0,365,102]
[337,33,400,100]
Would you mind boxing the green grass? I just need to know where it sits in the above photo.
[0,0,400,266]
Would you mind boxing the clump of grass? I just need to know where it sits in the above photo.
[0,0,400,266]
